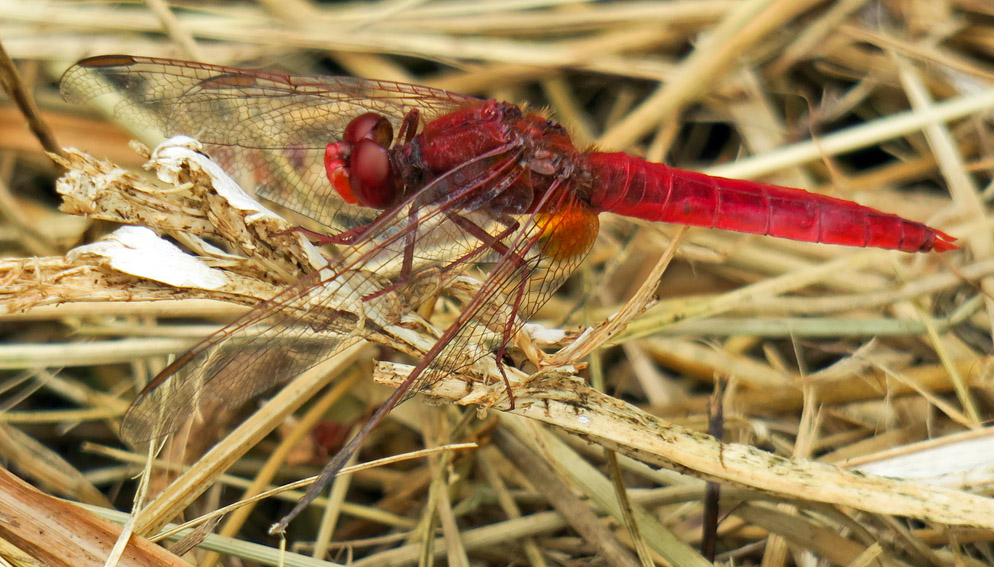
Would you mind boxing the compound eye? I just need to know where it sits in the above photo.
[349,138,399,209]
[343,112,394,148]
[325,142,357,204]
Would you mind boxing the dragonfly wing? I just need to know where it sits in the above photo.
[122,143,531,446]
[122,261,396,446]
[60,55,480,232]
[266,169,601,534]
[401,180,600,405]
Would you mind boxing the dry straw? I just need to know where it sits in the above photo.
[1,1,992,567]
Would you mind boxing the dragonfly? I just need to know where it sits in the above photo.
[60,55,957,534]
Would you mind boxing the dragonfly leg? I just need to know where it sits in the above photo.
[442,210,519,262]
[275,225,350,246]
[494,244,540,411]
[445,210,556,410]
[363,209,520,303]
[494,358,515,409]
[277,208,394,246]
[359,206,422,303]
[396,108,421,144]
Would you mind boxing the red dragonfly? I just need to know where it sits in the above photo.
[61,55,956,533]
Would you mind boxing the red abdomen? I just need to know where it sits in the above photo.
[581,153,956,253]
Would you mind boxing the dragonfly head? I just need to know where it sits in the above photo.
[325,112,402,209]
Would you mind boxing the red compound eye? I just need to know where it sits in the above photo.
[348,138,399,209]
[343,112,393,147]
[325,142,357,204]
[327,113,400,207]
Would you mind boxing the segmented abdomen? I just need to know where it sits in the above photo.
[581,153,956,253]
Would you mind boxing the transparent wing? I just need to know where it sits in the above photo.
[402,178,600,404]
[61,55,600,455]
[121,142,534,446]
[270,172,601,532]
[60,55,480,232]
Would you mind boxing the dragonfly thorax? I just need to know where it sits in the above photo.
[327,101,584,216]
[414,100,583,214]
